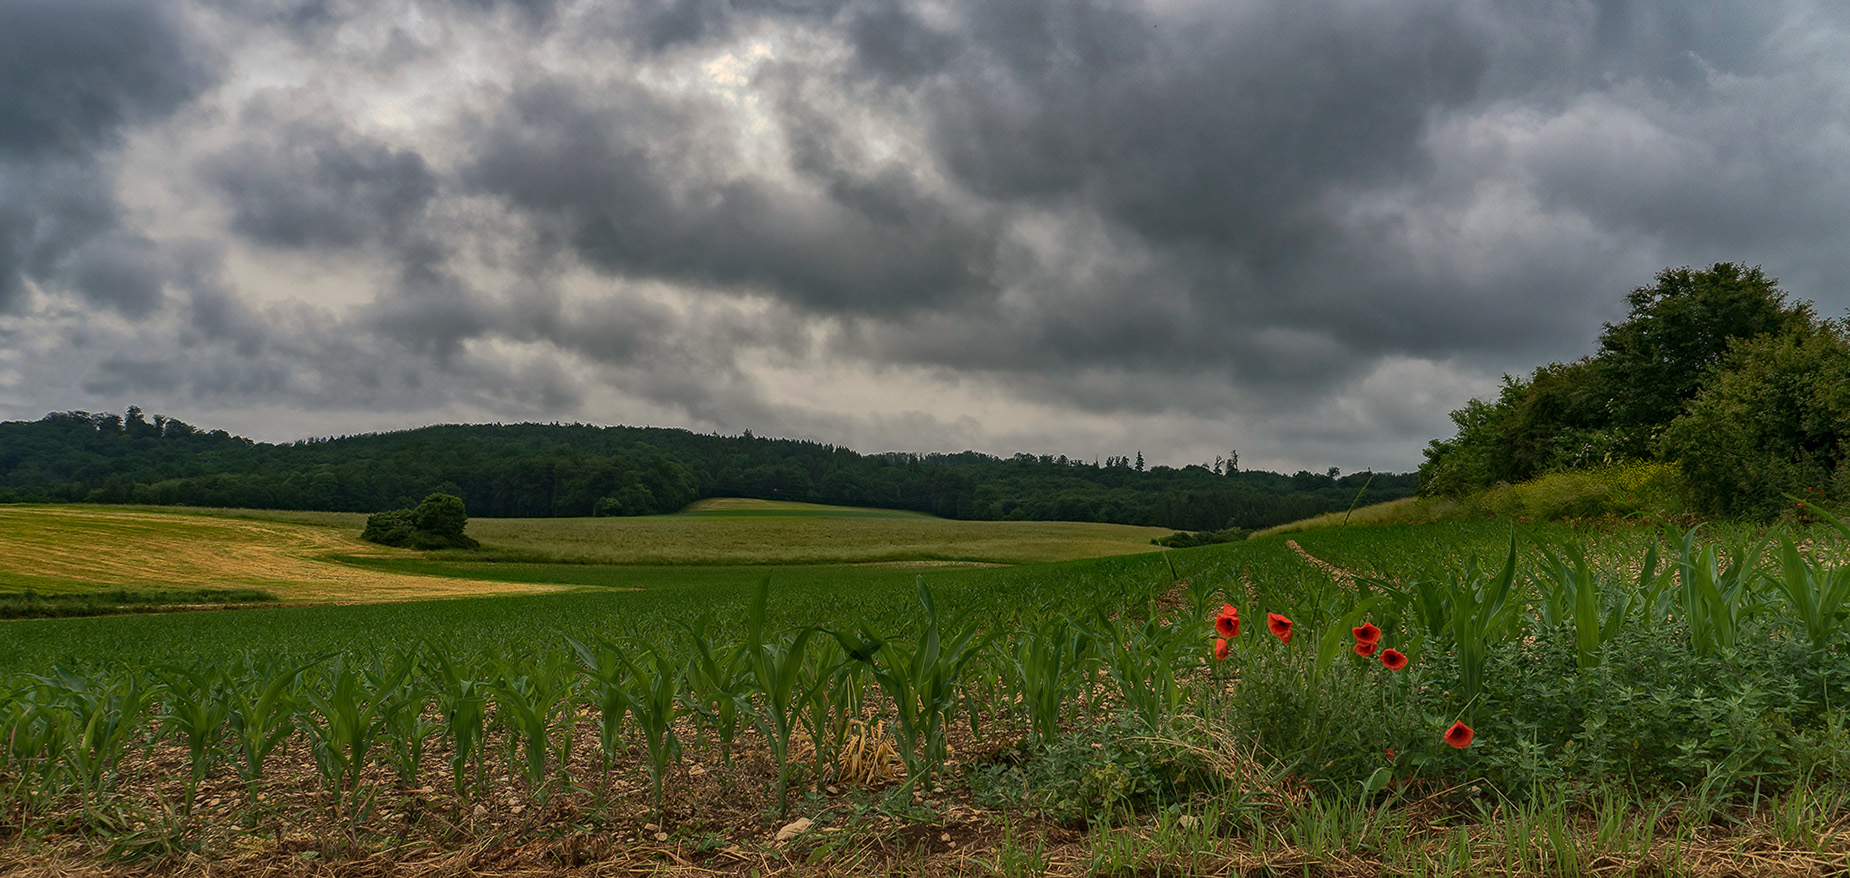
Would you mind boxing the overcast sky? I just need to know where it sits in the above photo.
[2,0,1847,474]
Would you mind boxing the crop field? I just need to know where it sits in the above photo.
[9,504,1850,876]
[459,500,1172,566]
[0,505,559,603]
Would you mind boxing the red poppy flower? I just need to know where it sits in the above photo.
[1351,622,1381,644]
[1215,609,1239,638]
[1384,748,1395,761]
[1353,639,1377,657]
[1221,603,1238,617]
[1214,637,1229,661]
[1266,613,1293,645]
[1444,721,1474,749]
[1379,648,1407,670]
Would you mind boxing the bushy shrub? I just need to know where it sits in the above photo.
[362,493,479,549]
[1661,324,1850,518]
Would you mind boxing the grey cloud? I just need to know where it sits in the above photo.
[202,120,439,251]
[81,356,182,396]
[0,159,152,314]
[0,0,211,159]
[463,79,1002,316]
[69,234,167,316]
[0,0,213,314]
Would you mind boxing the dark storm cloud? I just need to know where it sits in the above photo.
[0,0,213,314]
[202,119,440,251]
[0,160,150,313]
[461,78,1003,316]
[0,0,210,159]
[9,0,1850,472]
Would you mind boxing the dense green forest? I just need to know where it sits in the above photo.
[0,407,1415,532]
[1420,262,1850,518]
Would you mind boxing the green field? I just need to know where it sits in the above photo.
[11,504,1850,875]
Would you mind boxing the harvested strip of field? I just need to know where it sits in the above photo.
[0,505,563,603]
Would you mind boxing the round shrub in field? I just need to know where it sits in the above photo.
[362,492,479,549]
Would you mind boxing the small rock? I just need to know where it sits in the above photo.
[471,804,488,820]
[654,831,669,842]
[826,785,840,795]
[644,823,659,832]
[1179,815,1201,829]
[510,805,525,815]
[939,833,951,843]
[688,765,706,776]
[775,817,814,843]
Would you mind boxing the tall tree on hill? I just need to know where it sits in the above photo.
[1421,262,1819,498]
[1595,263,1813,458]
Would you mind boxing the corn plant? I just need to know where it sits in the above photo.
[1086,610,1192,732]
[375,652,436,789]
[1,685,65,814]
[846,579,994,790]
[300,658,413,813]
[39,668,151,808]
[1534,541,1669,669]
[1381,535,1523,706]
[567,636,632,784]
[671,618,753,763]
[225,657,310,798]
[425,652,488,800]
[1008,615,1092,744]
[156,666,231,812]
[620,644,683,818]
[1777,503,1850,652]
[741,579,822,817]
[1672,527,1767,658]
[489,652,578,795]
[806,638,874,782]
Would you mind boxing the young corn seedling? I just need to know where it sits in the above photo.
[847,579,995,791]
[425,652,489,800]
[1008,615,1092,744]
[375,652,436,790]
[741,579,822,818]
[1,684,65,815]
[1086,610,1191,732]
[40,668,151,811]
[300,658,412,816]
[620,644,684,818]
[671,618,753,764]
[1672,526,1767,658]
[225,657,311,800]
[1533,542,1666,669]
[567,636,633,785]
[156,665,232,813]
[1776,502,1850,653]
[489,653,578,797]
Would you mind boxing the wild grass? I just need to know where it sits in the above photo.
[1261,462,1689,537]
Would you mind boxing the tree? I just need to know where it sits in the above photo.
[1595,263,1812,457]
[1660,322,1850,517]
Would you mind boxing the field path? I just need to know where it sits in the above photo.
[0,506,565,602]
[1285,539,1365,589]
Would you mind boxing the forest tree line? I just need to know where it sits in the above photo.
[0,407,1414,532]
